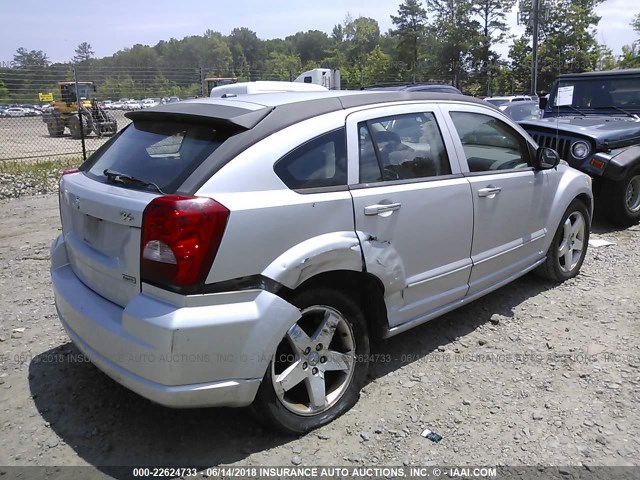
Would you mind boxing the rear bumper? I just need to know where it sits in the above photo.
[50,235,301,408]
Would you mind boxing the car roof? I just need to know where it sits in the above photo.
[363,83,461,92]
[127,90,487,130]
[125,91,494,194]
[557,68,640,79]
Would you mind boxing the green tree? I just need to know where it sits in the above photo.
[264,52,302,80]
[72,42,95,64]
[343,16,381,85]
[619,44,640,69]
[0,79,10,102]
[427,0,481,88]
[228,27,264,78]
[473,0,517,94]
[507,35,531,93]
[594,44,616,70]
[12,47,49,68]
[390,0,428,78]
[287,30,332,65]
[363,45,393,84]
[523,0,603,91]
[618,12,640,68]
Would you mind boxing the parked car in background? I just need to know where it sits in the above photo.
[110,99,128,110]
[484,95,532,107]
[3,107,32,117]
[499,100,542,122]
[124,99,142,110]
[162,96,180,104]
[521,68,640,226]
[141,98,161,108]
[51,91,592,435]
[363,82,462,94]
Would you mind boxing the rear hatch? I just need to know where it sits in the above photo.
[59,173,154,307]
[59,102,271,306]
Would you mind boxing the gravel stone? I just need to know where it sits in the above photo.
[0,194,638,468]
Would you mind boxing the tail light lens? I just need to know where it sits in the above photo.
[141,195,229,292]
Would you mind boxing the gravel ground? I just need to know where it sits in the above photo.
[0,188,638,476]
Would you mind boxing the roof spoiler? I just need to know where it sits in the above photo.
[126,104,274,131]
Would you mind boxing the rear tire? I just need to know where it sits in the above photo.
[68,115,82,139]
[46,122,64,137]
[253,287,369,435]
[601,167,640,226]
[535,199,589,282]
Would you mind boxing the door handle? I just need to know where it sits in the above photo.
[364,202,402,216]
[477,187,502,197]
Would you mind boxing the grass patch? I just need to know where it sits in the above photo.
[0,156,83,199]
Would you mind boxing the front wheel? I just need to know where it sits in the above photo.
[601,168,640,226]
[253,287,369,435]
[535,199,589,282]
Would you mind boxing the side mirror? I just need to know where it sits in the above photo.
[539,96,548,109]
[535,147,560,170]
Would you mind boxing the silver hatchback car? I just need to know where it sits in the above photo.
[51,91,593,434]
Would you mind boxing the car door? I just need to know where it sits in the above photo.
[441,106,551,295]
[346,104,474,328]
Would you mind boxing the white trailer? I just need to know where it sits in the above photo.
[293,69,341,90]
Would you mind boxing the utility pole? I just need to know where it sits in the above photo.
[518,0,548,96]
[531,0,539,96]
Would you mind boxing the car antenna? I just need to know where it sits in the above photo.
[555,51,561,151]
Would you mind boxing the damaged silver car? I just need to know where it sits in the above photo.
[51,91,593,434]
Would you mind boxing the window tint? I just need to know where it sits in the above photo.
[552,78,640,109]
[274,128,346,189]
[85,120,227,193]
[358,112,451,183]
[450,112,531,172]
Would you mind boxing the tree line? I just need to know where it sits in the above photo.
[1,0,639,103]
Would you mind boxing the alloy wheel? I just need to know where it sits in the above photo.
[271,305,356,416]
[557,210,586,273]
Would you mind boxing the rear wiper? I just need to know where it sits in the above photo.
[591,105,640,119]
[103,169,165,194]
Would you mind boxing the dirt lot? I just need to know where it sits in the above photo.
[0,193,638,477]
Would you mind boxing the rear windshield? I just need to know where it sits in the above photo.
[84,120,229,193]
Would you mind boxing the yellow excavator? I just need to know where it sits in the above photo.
[42,82,117,139]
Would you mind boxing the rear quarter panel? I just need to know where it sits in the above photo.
[196,111,362,287]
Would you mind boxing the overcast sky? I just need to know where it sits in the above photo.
[0,0,636,65]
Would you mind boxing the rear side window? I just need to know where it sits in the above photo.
[85,121,229,193]
[274,128,347,190]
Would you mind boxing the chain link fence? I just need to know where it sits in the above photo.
[0,65,207,163]
[0,64,451,165]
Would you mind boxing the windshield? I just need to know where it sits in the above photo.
[84,120,229,193]
[548,77,640,111]
[485,99,509,106]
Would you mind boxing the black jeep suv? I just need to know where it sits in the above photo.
[520,69,640,226]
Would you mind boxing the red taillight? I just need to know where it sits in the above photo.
[62,168,80,176]
[141,195,229,291]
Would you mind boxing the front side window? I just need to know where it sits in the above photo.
[358,112,451,183]
[450,111,531,172]
[274,128,347,190]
